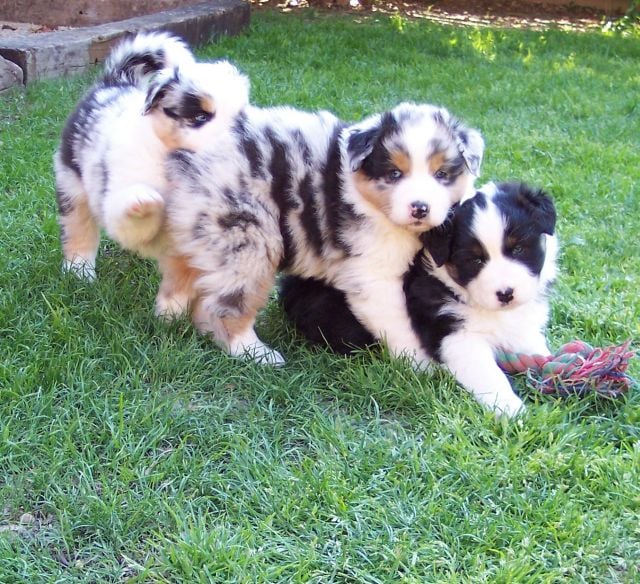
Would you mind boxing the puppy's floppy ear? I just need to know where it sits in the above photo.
[346,125,380,172]
[420,204,457,267]
[515,183,557,235]
[143,68,179,115]
[456,126,484,176]
[347,111,399,172]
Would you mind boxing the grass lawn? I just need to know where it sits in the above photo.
[1,9,639,582]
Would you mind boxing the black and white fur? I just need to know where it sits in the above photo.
[280,182,558,417]
[54,31,250,285]
[162,103,484,365]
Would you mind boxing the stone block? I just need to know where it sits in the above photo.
[0,55,23,92]
[0,0,250,84]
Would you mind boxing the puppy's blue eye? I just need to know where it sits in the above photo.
[511,245,524,256]
[434,169,449,181]
[388,169,403,182]
[189,111,213,127]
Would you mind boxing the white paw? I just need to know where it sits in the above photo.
[412,356,435,373]
[125,190,165,220]
[63,258,96,282]
[251,347,286,367]
[106,186,165,248]
[230,340,285,367]
[492,394,525,419]
[155,292,189,321]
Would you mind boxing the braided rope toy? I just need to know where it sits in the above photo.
[496,340,636,398]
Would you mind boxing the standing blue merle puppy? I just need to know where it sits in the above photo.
[162,102,484,366]
[54,31,249,299]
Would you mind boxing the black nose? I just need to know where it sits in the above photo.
[496,288,514,305]
[411,201,429,219]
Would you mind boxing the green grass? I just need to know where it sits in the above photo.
[1,9,639,582]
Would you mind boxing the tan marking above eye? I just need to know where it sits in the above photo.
[506,235,519,249]
[470,243,486,259]
[428,151,447,175]
[200,96,216,114]
[390,149,411,176]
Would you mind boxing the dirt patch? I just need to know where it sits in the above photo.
[251,0,628,31]
[0,0,629,36]
[1,22,75,37]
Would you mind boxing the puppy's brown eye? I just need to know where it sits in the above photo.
[434,169,449,181]
[388,168,403,182]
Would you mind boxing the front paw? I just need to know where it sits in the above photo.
[63,258,96,282]
[492,393,525,419]
[229,339,286,367]
[125,190,165,221]
[155,291,189,321]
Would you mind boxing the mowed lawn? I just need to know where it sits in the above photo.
[1,9,639,583]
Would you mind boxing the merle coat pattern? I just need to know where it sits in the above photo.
[54,32,249,284]
[162,102,484,365]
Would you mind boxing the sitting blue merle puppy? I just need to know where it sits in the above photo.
[280,182,558,418]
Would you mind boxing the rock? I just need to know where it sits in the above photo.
[0,55,23,92]
[19,512,35,525]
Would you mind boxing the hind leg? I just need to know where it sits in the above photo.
[55,167,100,281]
[155,254,200,320]
[167,191,285,364]
[103,184,165,253]
[192,292,284,366]
[190,260,284,366]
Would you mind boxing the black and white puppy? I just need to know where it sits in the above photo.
[162,103,484,365]
[54,32,249,283]
[280,182,558,417]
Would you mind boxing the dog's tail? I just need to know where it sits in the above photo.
[102,31,195,87]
